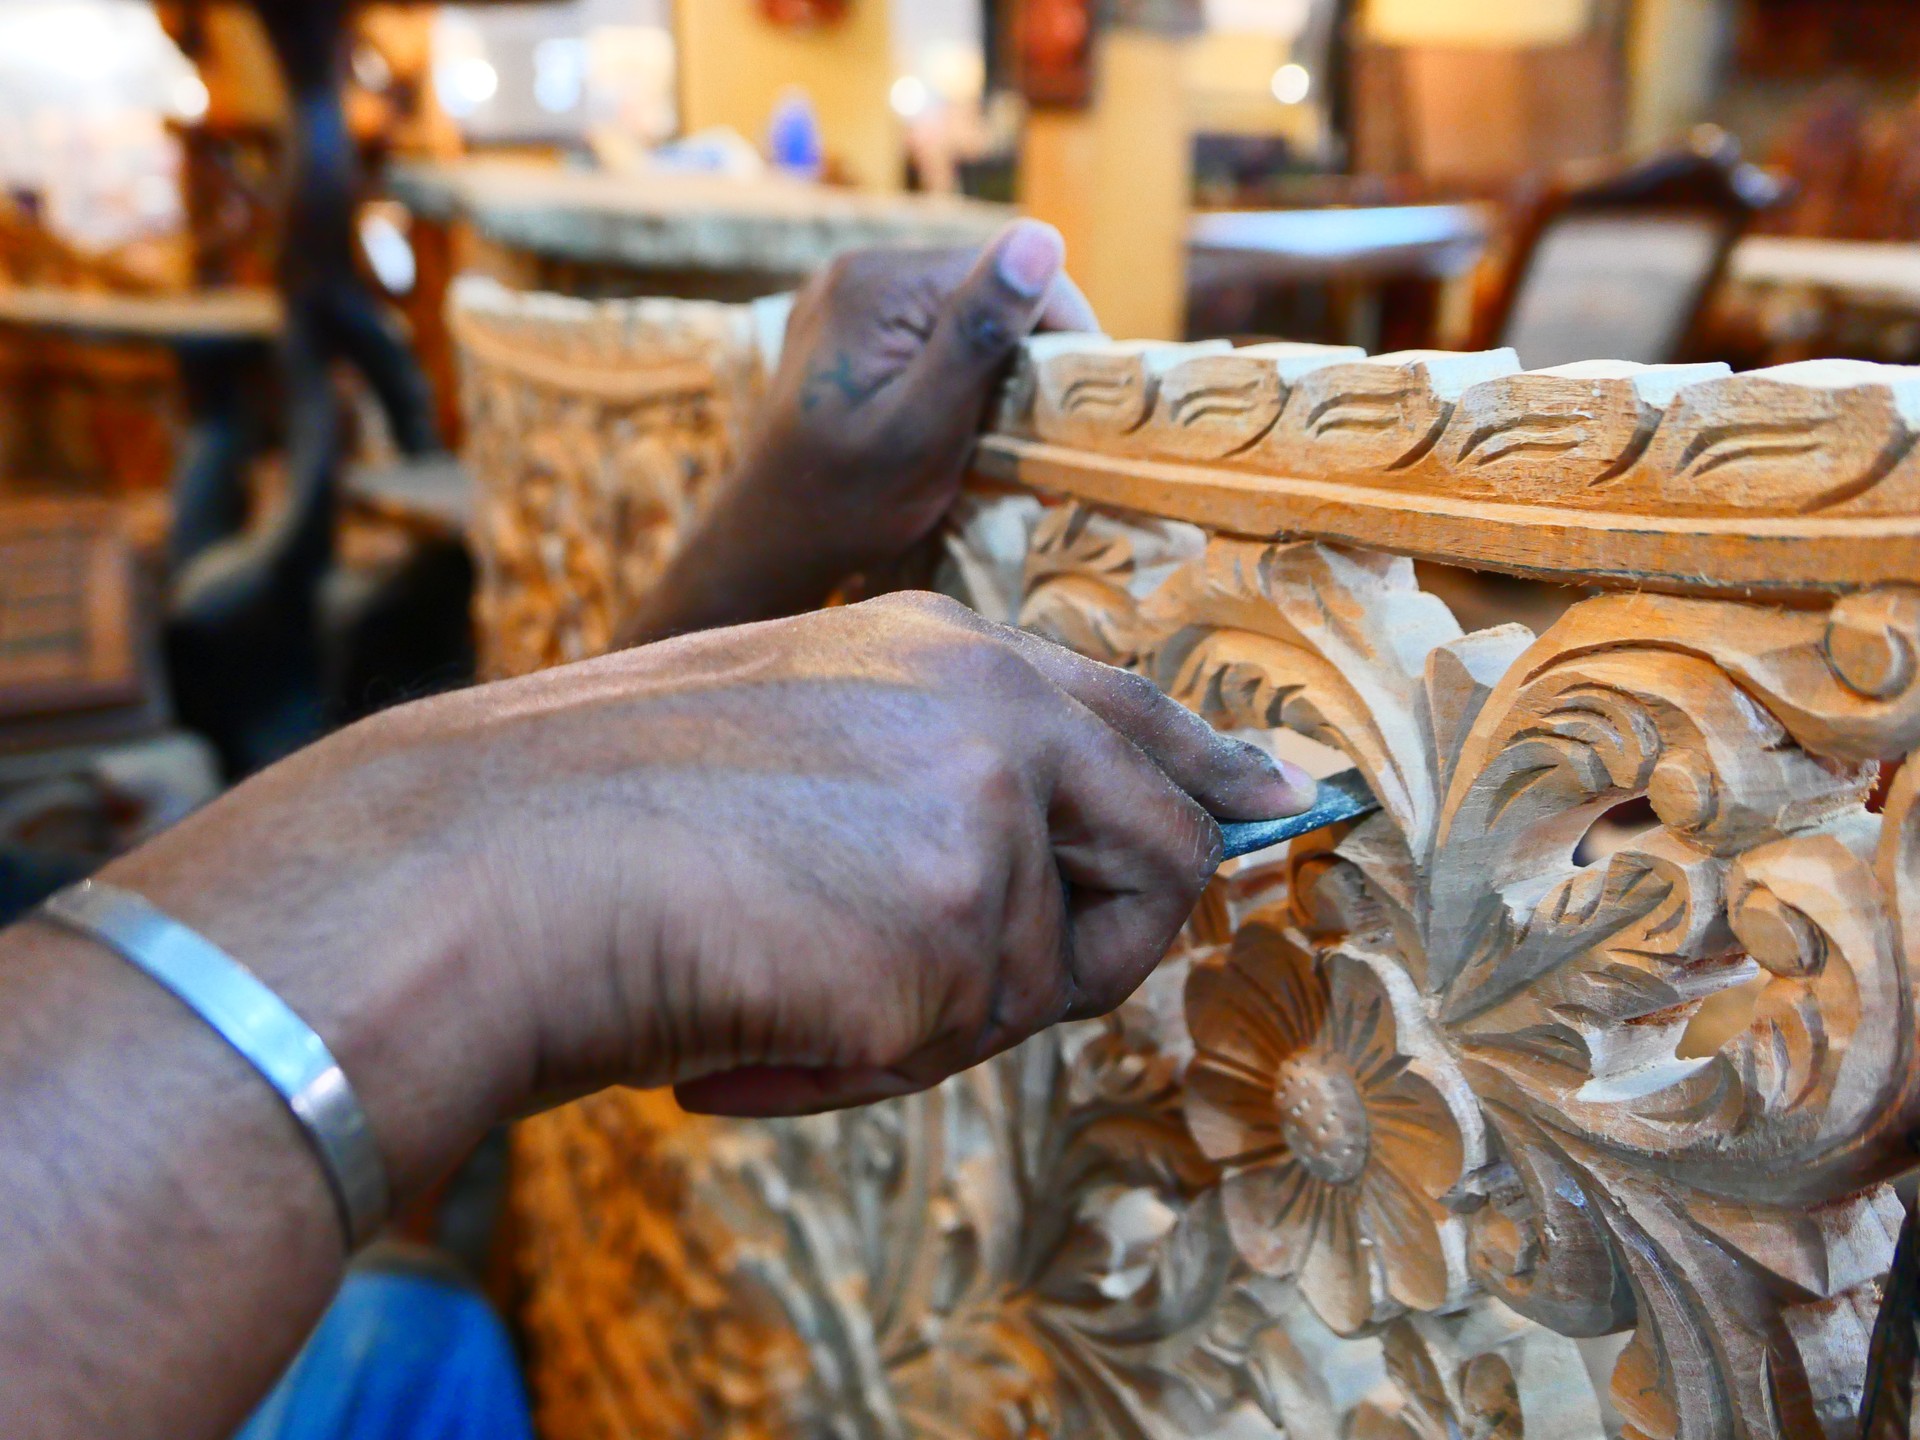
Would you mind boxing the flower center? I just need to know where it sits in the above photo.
[1274,1053,1370,1185]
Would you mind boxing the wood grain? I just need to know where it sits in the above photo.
[452,278,789,678]
[1002,333,1920,520]
[974,433,1920,598]
[494,315,1920,1439]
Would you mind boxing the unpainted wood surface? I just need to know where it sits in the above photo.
[391,159,1011,278]
[981,336,1920,596]
[452,278,789,678]
[493,322,1920,1440]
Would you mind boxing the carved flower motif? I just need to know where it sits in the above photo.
[1184,920,1471,1336]
[1347,1320,1523,1440]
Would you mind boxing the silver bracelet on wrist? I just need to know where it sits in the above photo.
[40,880,391,1250]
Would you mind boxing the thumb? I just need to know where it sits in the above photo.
[901,220,1075,404]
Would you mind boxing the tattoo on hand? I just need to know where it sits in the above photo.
[802,352,881,413]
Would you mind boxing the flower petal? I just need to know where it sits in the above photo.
[1186,1055,1283,1166]
[1225,922,1326,1053]
[1187,953,1293,1076]
[1323,951,1403,1080]
[1366,1069,1466,1200]
[1360,1161,1451,1313]
[1299,1187,1378,1335]
[1220,1158,1320,1278]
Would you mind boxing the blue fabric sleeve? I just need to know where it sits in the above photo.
[237,1267,533,1440]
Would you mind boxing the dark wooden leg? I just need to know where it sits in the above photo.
[406,213,461,450]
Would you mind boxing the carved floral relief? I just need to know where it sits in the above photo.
[508,482,1920,1439]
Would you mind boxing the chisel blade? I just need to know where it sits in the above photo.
[1217,768,1379,863]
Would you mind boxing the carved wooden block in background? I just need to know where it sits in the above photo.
[452,278,789,679]
[496,330,1920,1440]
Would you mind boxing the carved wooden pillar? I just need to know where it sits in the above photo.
[494,329,1920,1438]
[450,280,790,679]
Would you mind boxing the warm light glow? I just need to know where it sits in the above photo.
[1270,62,1310,105]
[435,55,499,117]
[533,37,586,114]
[359,209,416,295]
[890,74,930,120]
[170,72,209,121]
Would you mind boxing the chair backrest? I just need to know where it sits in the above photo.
[1477,137,1786,369]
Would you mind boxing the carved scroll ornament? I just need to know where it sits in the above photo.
[1004,496,1920,1440]
[985,340,1920,595]
[452,279,790,678]
[499,330,1920,1440]
[506,492,1920,1440]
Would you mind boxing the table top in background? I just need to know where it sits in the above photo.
[389,159,1016,276]
[1187,204,1494,281]
[1728,235,1920,312]
[0,286,282,343]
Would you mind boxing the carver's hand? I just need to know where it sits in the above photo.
[624,222,1098,643]
[104,595,1310,1184]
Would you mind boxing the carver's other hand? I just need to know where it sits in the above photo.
[625,222,1098,643]
[105,595,1310,1196]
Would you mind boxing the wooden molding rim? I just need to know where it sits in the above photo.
[972,433,1920,596]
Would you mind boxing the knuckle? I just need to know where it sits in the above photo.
[947,639,1053,707]
[1163,797,1226,891]
[955,298,1020,359]
[1106,666,1171,721]
[902,823,1003,933]
[865,598,1056,708]
[934,733,1031,817]
[823,249,889,303]
[878,589,975,625]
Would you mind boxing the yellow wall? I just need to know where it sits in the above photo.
[675,0,902,192]
[1022,32,1192,340]
[1627,0,1728,151]
[1363,0,1593,47]
[1181,30,1323,146]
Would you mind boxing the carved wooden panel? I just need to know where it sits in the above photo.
[452,279,791,679]
[0,500,143,721]
[499,332,1920,1440]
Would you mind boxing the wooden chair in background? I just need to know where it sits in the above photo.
[1466,132,1787,369]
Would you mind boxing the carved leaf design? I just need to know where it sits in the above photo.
[997,498,1920,1438]
[505,487,1920,1440]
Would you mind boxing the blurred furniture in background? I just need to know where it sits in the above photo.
[394,157,1009,445]
[0,498,219,925]
[145,0,455,779]
[449,278,787,678]
[0,195,200,499]
[170,117,283,289]
[1761,86,1876,240]
[1467,134,1787,368]
[1020,23,1193,340]
[1709,83,1920,363]
[1724,236,1920,364]
[1763,87,1920,244]
[0,286,280,535]
[1351,5,1628,188]
[0,500,153,750]
[1186,202,1490,349]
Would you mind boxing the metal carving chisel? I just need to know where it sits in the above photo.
[1216,767,1380,863]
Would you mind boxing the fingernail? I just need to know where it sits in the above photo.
[1229,739,1317,815]
[997,221,1065,299]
